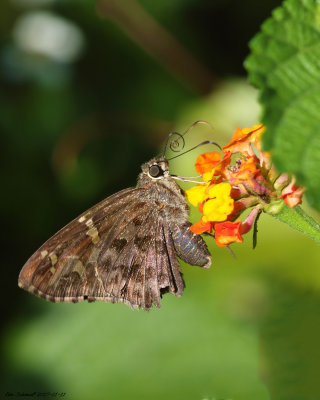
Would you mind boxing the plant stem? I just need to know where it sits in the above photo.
[96,0,217,94]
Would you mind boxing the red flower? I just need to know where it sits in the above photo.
[214,221,243,247]
[280,177,305,208]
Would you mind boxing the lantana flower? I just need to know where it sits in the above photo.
[186,123,306,248]
[280,176,306,208]
[202,183,234,222]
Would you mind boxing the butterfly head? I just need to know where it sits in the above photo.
[141,158,170,181]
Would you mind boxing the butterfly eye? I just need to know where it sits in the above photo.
[149,164,164,178]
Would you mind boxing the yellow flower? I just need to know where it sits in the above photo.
[185,184,208,207]
[203,169,214,182]
[202,183,234,222]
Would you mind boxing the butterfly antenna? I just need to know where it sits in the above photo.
[182,120,214,137]
[162,131,185,158]
[166,140,221,161]
[163,120,214,159]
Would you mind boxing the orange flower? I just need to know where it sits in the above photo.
[213,152,232,180]
[190,219,213,234]
[214,221,243,247]
[186,123,306,249]
[226,156,259,184]
[223,124,265,156]
[194,151,232,181]
[195,152,221,174]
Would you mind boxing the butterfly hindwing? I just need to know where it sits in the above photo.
[95,211,184,310]
[93,207,155,308]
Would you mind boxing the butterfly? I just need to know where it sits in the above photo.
[18,126,216,310]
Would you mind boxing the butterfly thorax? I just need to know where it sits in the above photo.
[137,158,189,224]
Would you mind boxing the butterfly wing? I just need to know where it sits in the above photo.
[19,187,185,310]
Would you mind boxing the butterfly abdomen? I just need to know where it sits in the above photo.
[170,223,211,269]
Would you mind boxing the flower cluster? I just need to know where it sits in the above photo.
[185,124,305,248]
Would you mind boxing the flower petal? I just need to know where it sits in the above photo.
[195,152,221,174]
[226,156,259,184]
[190,220,213,234]
[203,183,234,222]
[185,184,208,207]
[214,221,243,247]
[280,176,305,208]
[223,124,265,156]
[207,182,232,198]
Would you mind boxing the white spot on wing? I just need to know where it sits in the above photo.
[49,253,58,265]
[73,260,84,275]
[86,218,93,228]
[86,227,99,244]
[41,250,48,258]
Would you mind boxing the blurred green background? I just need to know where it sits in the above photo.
[1,0,320,399]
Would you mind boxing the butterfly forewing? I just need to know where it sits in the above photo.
[18,189,186,310]
[19,188,144,301]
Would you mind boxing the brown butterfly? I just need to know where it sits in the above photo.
[18,126,217,310]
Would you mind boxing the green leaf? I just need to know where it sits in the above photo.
[245,0,320,211]
[267,203,320,245]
